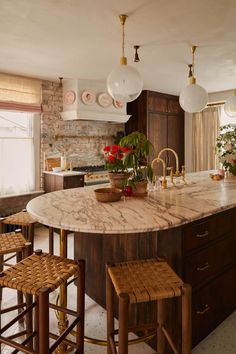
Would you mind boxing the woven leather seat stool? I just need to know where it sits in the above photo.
[0,210,36,253]
[0,249,85,354]
[0,230,32,351]
[106,258,192,354]
[0,229,31,302]
[0,209,55,254]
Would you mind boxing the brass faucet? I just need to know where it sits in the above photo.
[157,148,186,185]
[157,148,180,176]
[151,157,167,189]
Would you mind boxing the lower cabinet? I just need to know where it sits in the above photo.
[43,173,84,193]
[158,207,236,349]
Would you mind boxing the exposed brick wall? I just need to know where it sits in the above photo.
[41,80,124,171]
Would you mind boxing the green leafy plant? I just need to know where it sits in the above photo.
[119,131,154,183]
[216,124,236,175]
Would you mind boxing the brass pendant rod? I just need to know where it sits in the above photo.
[191,45,197,77]
[119,14,128,65]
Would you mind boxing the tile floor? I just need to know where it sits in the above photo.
[1,225,236,353]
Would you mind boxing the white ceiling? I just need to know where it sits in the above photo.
[1,0,236,95]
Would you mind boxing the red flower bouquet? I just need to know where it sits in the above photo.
[104,145,131,172]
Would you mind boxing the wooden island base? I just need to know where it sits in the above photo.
[74,207,236,351]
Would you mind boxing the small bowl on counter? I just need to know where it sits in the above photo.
[94,187,122,203]
[52,167,62,173]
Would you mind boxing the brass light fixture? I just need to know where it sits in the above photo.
[106,15,143,103]
[179,46,208,113]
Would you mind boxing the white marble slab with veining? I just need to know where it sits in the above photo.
[27,171,236,234]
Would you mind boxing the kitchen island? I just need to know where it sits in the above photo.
[27,171,236,350]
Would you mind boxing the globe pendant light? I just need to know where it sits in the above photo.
[107,14,143,103]
[224,90,236,117]
[179,46,208,113]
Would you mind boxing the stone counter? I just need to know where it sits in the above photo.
[27,171,236,234]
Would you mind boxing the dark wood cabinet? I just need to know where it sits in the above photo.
[126,90,184,175]
[43,172,84,193]
[158,207,236,348]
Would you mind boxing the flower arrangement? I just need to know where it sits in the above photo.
[119,131,154,183]
[216,124,236,175]
[103,145,131,173]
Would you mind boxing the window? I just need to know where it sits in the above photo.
[219,105,236,126]
[0,110,40,196]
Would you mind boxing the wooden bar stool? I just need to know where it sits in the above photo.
[0,230,32,351]
[0,249,85,354]
[106,258,192,354]
[0,209,55,254]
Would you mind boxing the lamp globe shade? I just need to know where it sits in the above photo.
[107,64,143,103]
[179,83,208,113]
[224,94,236,117]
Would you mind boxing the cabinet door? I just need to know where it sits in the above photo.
[148,113,168,176]
[167,114,184,172]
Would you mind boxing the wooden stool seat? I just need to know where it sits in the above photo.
[0,250,85,353]
[108,258,183,304]
[0,231,29,255]
[0,251,80,295]
[106,258,192,354]
[0,210,35,226]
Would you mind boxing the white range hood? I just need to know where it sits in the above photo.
[61,79,131,123]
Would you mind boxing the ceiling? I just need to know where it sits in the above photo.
[1,0,236,96]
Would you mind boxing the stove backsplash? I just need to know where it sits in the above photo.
[41,80,124,172]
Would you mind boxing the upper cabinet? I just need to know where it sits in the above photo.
[125,90,184,175]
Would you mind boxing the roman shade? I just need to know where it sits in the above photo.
[0,73,42,112]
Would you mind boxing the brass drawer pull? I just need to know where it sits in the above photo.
[196,304,210,315]
[197,262,209,271]
[196,231,209,238]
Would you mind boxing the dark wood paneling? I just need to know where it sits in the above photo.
[126,90,185,177]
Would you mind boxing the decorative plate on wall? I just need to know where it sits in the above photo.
[97,92,113,108]
[81,90,96,105]
[63,90,76,105]
[113,99,125,109]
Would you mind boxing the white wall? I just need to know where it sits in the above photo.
[184,89,234,172]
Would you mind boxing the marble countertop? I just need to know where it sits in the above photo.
[27,171,236,234]
[43,171,86,176]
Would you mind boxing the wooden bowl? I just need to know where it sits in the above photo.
[94,187,122,203]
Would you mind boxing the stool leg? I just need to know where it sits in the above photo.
[25,293,33,348]
[16,251,24,323]
[182,284,192,354]
[106,266,116,354]
[38,287,50,354]
[157,298,166,354]
[76,259,85,354]
[28,224,34,253]
[118,293,129,354]
[48,227,54,254]
[0,255,3,301]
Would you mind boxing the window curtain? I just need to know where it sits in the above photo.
[192,106,221,172]
[0,73,42,112]
[0,138,35,196]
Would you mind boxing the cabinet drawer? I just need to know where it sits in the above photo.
[183,209,236,252]
[192,265,236,347]
[184,233,236,288]
[64,175,84,189]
